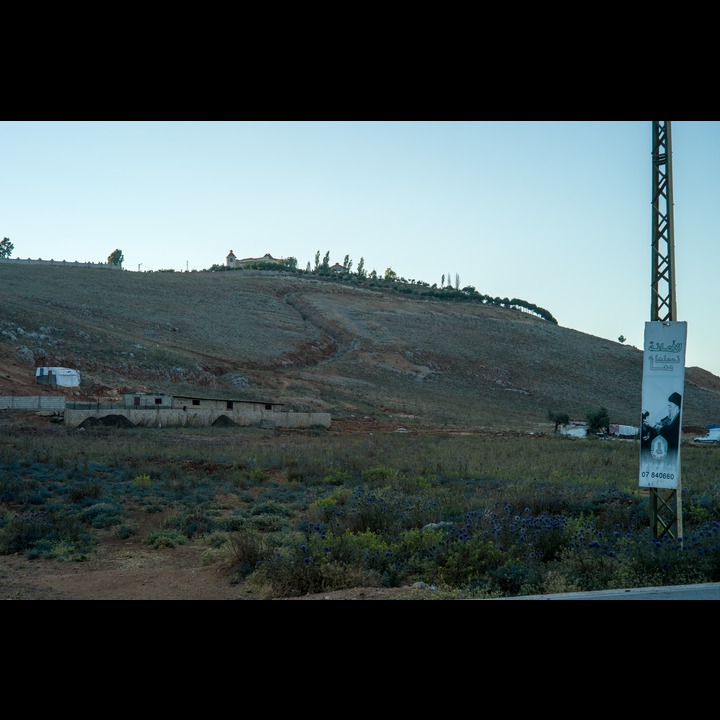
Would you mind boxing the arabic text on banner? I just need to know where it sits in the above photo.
[639,321,687,489]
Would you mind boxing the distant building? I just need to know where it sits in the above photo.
[226,251,284,269]
[122,392,284,412]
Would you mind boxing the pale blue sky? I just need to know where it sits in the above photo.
[2,120,719,376]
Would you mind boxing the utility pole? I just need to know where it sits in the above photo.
[651,121,677,324]
[648,120,682,542]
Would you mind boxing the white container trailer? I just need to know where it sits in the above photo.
[35,367,81,387]
[693,424,720,444]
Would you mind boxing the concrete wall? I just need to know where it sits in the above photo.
[1,396,330,429]
[122,393,173,408]
[121,393,283,412]
[0,396,66,411]
[0,258,121,269]
[171,398,283,411]
[63,407,331,429]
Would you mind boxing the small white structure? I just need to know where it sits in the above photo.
[35,367,81,387]
[694,425,720,444]
[560,421,588,438]
[609,423,640,439]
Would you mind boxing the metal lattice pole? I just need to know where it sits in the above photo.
[649,120,682,542]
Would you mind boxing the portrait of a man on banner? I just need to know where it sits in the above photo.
[639,321,687,490]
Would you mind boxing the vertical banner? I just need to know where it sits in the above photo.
[639,321,687,489]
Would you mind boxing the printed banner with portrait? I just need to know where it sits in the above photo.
[639,321,687,489]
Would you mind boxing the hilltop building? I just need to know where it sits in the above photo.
[226,251,284,268]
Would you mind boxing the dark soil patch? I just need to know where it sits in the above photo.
[79,414,135,428]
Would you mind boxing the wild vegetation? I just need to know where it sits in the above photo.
[3,261,720,598]
[0,237,13,259]
[2,421,719,599]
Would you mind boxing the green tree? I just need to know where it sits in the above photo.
[586,407,610,435]
[107,248,124,266]
[384,267,397,281]
[357,257,366,277]
[548,410,570,433]
[343,254,352,272]
[322,251,330,270]
[314,251,320,271]
[618,335,626,344]
[0,237,14,259]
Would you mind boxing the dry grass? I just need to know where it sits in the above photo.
[2,263,720,433]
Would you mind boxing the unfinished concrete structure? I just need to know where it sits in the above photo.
[2,393,330,429]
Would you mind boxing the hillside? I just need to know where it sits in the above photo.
[2,262,720,434]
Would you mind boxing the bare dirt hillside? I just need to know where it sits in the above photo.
[2,263,720,432]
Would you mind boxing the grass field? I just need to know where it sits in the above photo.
[2,418,719,599]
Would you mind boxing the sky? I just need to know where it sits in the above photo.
[2,120,720,376]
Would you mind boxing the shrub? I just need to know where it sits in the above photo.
[82,502,124,529]
[0,509,53,554]
[228,529,275,577]
[142,529,187,548]
[244,514,289,532]
[68,481,103,503]
[163,509,218,538]
[133,474,152,488]
[245,539,370,597]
